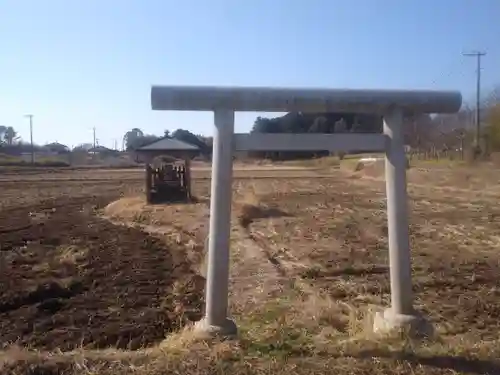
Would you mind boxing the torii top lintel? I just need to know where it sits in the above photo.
[151,85,462,115]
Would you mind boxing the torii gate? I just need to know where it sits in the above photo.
[150,85,462,336]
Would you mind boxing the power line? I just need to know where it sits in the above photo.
[463,51,486,152]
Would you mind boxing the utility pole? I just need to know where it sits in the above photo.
[24,114,34,164]
[463,51,486,155]
[93,126,96,149]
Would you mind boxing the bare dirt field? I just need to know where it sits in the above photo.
[1,160,500,375]
[0,170,204,351]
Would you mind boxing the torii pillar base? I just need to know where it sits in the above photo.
[373,308,433,338]
[193,317,238,338]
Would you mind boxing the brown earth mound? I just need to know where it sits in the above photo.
[0,195,204,351]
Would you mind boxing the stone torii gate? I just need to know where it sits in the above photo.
[150,85,462,336]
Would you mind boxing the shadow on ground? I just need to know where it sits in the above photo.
[357,349,500,375]
[300,265,388,279]
[238,205,293,229]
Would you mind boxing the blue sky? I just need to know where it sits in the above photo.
[1,0,499,148]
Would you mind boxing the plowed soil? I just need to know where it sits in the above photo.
[0,170,204,351]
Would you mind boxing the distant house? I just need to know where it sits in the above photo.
[43,142,70,154]
[88,145,118,156]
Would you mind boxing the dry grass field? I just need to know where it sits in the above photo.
[1,159,500,374]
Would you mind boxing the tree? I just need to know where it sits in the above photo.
[483,86,500,153]
[123,128,144,150]
[172,129,209,153]
[251,112,382,135]
[43,142,70,154]
[197,135,213,152]
[248,111,383,160]
[308,116,329,133]
[251,116,282,133]
[73,143,94,152]
[122,128,162,151]
[3,126,19,145]
[130,134,160,149]
[486,102,500,151]
[350,120,364,133]
[333,118,348,133]
[0,126,6,144]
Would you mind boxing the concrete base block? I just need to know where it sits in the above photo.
[194,317,238,338]
[373,308,433,338]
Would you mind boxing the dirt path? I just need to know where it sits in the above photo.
[228,229,289,310]
[227,219,341,326]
